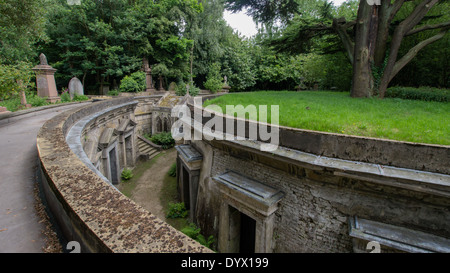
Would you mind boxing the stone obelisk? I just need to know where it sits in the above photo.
[32,53,61,103]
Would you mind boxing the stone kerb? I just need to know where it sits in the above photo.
[37,97,211,253]
[189,100,450,175]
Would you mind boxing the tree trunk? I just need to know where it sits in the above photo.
[190,43,194,84]
[351,1,377,98]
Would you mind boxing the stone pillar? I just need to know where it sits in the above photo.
[32,53,61,103]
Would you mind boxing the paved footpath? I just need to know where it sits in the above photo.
[0,103,89,253]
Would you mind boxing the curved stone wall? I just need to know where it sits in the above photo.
[37,97,210,253]
[191,100,450,175]
[182,98,450,253]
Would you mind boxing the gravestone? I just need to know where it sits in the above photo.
[68,77,84,99]
[0,107,10,114]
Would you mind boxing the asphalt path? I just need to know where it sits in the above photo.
[0,103,89,253]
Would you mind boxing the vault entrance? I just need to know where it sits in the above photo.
[228,206,256,253]
[109,147,119,185]
[175,144,203,223]
[240,211,256,253]
[214,171,284,253]
[182,166,191,210]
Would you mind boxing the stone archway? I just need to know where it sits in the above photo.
[163,117,170,132]
[156,116,162,133]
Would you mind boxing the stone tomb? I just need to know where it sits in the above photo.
[213,171,284,253]
[68,77,84,99]
[176,144,203,223]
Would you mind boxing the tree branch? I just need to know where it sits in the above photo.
[390,28,448,82]
[401,0,439,35]
[406,21,450,36]
[390,0,408,22]
[333,18,355,65]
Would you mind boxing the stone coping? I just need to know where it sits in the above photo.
[349,216,450,253]
[37,97,211,253]
[217,138,450,199]
[0,101,89,125]
[188,99,450,175]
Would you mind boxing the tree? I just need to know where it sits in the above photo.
[0,0,48,99]
[204,62,223,93]
[0,0,48,64]
[227,0,450,97]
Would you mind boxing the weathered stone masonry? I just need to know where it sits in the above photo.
[37,97,211,253]
[190,138,450,253]
[36,93,449,253]
[183,101,450,253]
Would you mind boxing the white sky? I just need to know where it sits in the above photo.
[223,0,347,38]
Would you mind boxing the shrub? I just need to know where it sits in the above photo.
[167,202,188,219]
[130,71,146,92]
[60,90,71,102]
[181,223,215,249]
[0,91,49,111]
[385,86,449,102]
[175,81,200,97]
[204,62,223,93]
[0,96,20,111]
[168,82,178,91]
[119,75,141,93]
[181,223,200,238]
[150,132,175,149]
[0,62,34,100]
[168,163,177,177]
[72,94,89,101]
[121,168,133,181]
[107,89,120,96]
[27,92,49,107]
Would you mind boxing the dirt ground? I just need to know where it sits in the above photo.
[130,148,177,221]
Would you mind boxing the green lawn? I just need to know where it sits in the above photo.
[204,91,450,145]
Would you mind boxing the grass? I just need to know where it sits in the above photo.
[0,92,90,112]
[118,153,164,198]
[160,169,190,231]
[160,169,216,250]
[204,91,450,145]
[119,151,189,230]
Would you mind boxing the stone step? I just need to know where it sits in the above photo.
[137,137,160,159]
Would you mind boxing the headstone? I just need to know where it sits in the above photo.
[32,53,61,103]
[0,107,10,114]
[68,77,84,99]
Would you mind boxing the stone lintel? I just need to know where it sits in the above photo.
[214,170,284,217]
